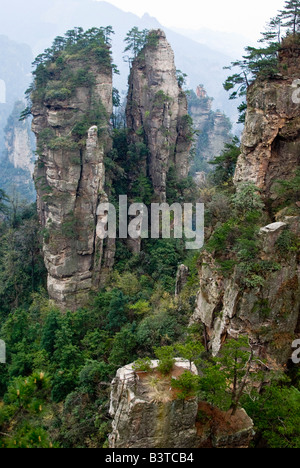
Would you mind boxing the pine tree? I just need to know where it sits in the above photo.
[279,0,300,36]
[223,0,300,122]
[259,16,282,45]
[0,189,8,214]
[123,27,149,62]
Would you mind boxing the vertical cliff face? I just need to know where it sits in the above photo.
[109,360,199,449]
[0,36,32,155]
[188,85,232,170]
[32,52,113,310]
[5,101,35,175]
[191,46,300,367]
[126,30,192,202]
[234,47,300,202]
[0,100,36,202]
[191,216,300,364]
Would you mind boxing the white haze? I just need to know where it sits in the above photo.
[99,0,285,41]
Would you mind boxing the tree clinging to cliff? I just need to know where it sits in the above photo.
[223,0,300,122]
[279,0,300,35]
[123,27,149,62]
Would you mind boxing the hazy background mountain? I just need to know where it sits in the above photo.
[0,0,248,201]
[172,27,254,59]
[0,36,32,153]
[0,0,244,118]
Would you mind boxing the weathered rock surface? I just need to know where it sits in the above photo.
[109,359,199,449]
[175,264,189,296]
[32,57,114,310]
[0,100,36,202]
[196,402,254,449]
[234,47,300,200]
[189,85,232,165]
[191,216,300,366]
[109,360,254,449]
[5,101,35,175]
[192,48,300,367]
[126,30,191,202]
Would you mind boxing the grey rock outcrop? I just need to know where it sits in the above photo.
[188,85,232,165]
[32,56,114,310]
[175,264,189,296]
[191,46,300,367]
[109,360,199,449]
[126,30,192,202]
[191,216,300,365]
[109,360,254,449]
[234,47,300,201]
[196,402,254,449]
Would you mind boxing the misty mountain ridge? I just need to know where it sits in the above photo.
[171,26,255,58]
[0,0,240,119]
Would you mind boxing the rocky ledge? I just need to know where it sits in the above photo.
[108,360,254,449]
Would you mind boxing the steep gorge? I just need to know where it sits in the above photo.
[32,29,193,309]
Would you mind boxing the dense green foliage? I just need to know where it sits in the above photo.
[123,28,159,63]
[1,12,300,449]
[25,27,117,126]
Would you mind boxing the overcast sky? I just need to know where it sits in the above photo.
[99,0,285,40]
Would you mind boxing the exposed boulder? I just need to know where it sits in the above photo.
[109,360,254,449]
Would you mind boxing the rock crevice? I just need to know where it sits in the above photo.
[126,30,191,202]
[234,53,300,201]
[32,57,114,310]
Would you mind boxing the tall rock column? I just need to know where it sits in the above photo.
[32,50,113,310]
[126,30,192,202]
[188,85,232,166]
[190,43,300,366]
[234,45,300,201]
